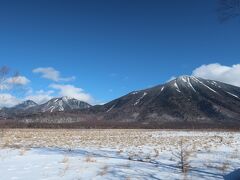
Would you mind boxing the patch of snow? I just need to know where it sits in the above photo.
[160,86,164,92]
[48,106,56,113]
[180,76,187,83]
[187,77,196,92]
[226,92,240,99]
[174,82,181,93]
[134,92,147,106]
[192,77,218,94]
[132,91,138,95]
[59,106,64,111]
[106,104,116,112]
[62,96,73,101]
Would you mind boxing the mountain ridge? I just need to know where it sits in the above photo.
[0,96,91,117]
[1,76,240,129]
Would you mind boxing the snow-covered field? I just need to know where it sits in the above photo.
[0,129,239,180]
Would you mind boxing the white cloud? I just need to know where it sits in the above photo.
[0,88,54,108]
[0,93,21,108]
[33,67,75,82]
[50,84,94,104]
[192,63,240,87]
[25,90,54,104]
[0,76,30,90]
[33,67,60,81]
[0,83,10,90]
[6,76,30,85]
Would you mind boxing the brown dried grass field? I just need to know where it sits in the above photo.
[0,129,239,151]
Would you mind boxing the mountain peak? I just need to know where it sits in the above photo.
[22,100,38,104]
[14,100,38,110]
[168,75,197,85]
[175,75,200,82]
[61,96,75,101]
[40,96,91,112]
[52,96,76,102]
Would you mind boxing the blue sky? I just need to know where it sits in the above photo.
[0,0,240,106]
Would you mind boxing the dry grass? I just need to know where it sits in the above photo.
[203,161,230,174]
[61,156,69,164]
[85,155,96,163]
[19,148,28,156]
[218,162,230,173]
[0,129,237,151]
[59,156,70,177]
[153,148,159,157]
[98,165,108,176]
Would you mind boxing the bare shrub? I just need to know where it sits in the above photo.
[61,156,69,164]
[59,156,70,177]
[218,0,240,22]
[173,139,191,173]
[19,148,28,156]
[218,162,230,174]
[98,165,108,176]
[85,155,96,163]
[0,128,4,138]
[153,148,160,158]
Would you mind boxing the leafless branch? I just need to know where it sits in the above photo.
[0,66,10,84]
[218,0,240,22]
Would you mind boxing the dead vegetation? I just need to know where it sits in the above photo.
[0,128,4,142]
[59,156,70,177]
[19,148,28,156]
[98,165,108,176]
[0,129,235,150]
[85,155,96,163]
[173,139,191,173]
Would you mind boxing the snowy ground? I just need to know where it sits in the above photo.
[0,129,239,180]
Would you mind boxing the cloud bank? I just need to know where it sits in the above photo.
[25,90,54,104]
[0,66,97,108]
[192,63,240,87]
[0,76,30,90]
[0,93,21,108]
[6,76,30,85]
[50,84,94,104]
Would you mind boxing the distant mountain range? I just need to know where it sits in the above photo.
[0,96,91,117]
[1,76,240,129]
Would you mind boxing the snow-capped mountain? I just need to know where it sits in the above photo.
[0,100,38,117]
[13,100,38,110]
[87,75,240,128]
[36,96,91,113]
[0,97,91,117]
